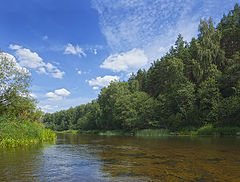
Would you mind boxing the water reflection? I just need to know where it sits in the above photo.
[0,134,240,181]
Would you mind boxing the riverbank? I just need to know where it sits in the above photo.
[0,116,55,148]
[54,125,240,137]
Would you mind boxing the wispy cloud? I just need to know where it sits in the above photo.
[9,44,65,79]
[64,43,86,57]
[92,0,236,70]
[92,0,195,53]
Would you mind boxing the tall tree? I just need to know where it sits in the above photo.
[218,3,240,58]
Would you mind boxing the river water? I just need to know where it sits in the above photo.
[0,133,240,181]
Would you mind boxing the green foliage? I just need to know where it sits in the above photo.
[217,3,240,58]
[196,124,215,135]
[195,124,240,136]
[0,114,55,148]
[43,4,240,135]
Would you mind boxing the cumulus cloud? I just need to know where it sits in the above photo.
[64,43,86,57]
[46,92,62,101]
[9,45,44,68]
[46,88,71,101]
[54,88,70,96]
[9,44,65,79]
[88,75,120,88]
[100,48,148,72]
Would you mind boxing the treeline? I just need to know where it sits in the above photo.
[43,4,240,132]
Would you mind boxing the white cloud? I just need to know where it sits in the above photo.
[45,62,65,79]
[92,86,99,90]
[46,92,62,101]
[88,75,120,88]
[100,48,148,72]
[9,44,64,79]
[64,43,86,57]
[46,88,71,101]
[54,88,70,96]
[37,67,47,74]
[9,44,44,69]
[77,70,82,75]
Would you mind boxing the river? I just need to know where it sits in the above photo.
[0,133,240,181]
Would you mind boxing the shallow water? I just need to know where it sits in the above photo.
[0,134,240,181]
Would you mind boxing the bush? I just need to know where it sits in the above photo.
[196,124,215,135]
[0,114,55,148]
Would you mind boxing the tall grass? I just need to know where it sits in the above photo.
[135,129,169,137]
[0,114,55,148]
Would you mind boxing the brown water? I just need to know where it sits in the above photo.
[0,134,240,182]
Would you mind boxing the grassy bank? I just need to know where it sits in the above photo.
[177,124,240,136]
[54,125,240,137]
[0,115,55,148]
[55,129,78,134]
[77,129,132,136]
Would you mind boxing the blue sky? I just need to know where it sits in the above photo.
[0,0,239,112]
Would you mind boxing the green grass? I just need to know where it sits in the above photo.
[0,114,55,148]
[55,126,240,138]
[177,124,240,136]
[98,130,131,136]
[135,129,170,137]
[77,130,100,135]
[55,129,78,134]
[195,124,240,136]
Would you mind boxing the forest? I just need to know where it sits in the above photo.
[43,4,240,134]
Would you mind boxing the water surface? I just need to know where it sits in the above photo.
[0,134,240,181]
